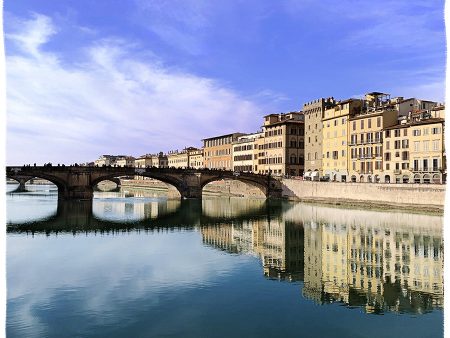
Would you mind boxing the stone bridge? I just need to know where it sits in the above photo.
[6,166,283,200]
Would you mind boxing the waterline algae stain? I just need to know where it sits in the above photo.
[6,184,443,338]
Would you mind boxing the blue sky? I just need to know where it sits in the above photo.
[4,0,446,164]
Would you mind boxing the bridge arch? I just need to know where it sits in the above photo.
[7,172,67,197]
[200,174,272,198]
[91,172,185,198]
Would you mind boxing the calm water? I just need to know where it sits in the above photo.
[6,184,444,338]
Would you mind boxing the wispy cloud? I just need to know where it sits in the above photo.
[284,0,445,49]
[6,13,265,165]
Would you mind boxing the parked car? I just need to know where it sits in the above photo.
[319,176,330,182]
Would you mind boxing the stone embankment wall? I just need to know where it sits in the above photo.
[202,180,265,198]
[281,179,446,210]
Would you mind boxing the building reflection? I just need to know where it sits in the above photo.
[202,217,304,282]
[201,204,443,314]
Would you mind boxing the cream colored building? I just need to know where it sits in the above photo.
[167,149,189,168]
[188,148,204,169]
[304,98,336,180]
[135,152,168,168]
[409,116,445,184]
[203,133,245,170]
[116,156,135,167]
[382,108,445,184]
[94,155,124,167]
[232,132,263,173]
[322,99,363,182]
[258,112,305,176]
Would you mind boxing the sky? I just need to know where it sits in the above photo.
[3,0,446,165]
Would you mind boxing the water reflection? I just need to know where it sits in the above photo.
[201,204,443,315]
[6,186,444,318]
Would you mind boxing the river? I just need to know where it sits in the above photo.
[6,183,444,338]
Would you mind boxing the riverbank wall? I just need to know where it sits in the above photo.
[119,178,445,212]
[281,179,446,212]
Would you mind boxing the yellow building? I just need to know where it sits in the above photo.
[348,93,398,183]
[322,99,363,182]
[203,133,246,170]
[258,112,305,176]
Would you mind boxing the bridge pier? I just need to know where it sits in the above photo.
[179,185,203,199]
[17,179,27,192]
[58,186,94,200]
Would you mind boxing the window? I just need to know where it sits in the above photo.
[414,141,420,152]
[341,150,345,157]
[353,121,356,131]
[361,120,364,129]
[402,140,409,149]
[394,140,401,149]
[394,129,400,137]
[413,129,421,136]
[423,141,429,151]
[432,127,441,134]
[413,159,419,171]
[386,141,390,150]
[386,163,390,170]
[424,128,429,135]
[385,130,391,138]
[423,159,428,170]
[403,129,408,136]
[377,117,381,127]
[384,153,391,161]
[368,119,371,128]
[433,158,439,171]
[432,140,439,151]
[334,120,337,126]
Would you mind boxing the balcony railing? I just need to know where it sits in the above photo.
[412,167,442,172]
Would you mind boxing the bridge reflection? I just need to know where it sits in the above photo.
[7,197,277,234]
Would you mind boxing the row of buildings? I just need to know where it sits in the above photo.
[94,91,446,184]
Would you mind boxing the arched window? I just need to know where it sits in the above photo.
[432,174,441,184]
